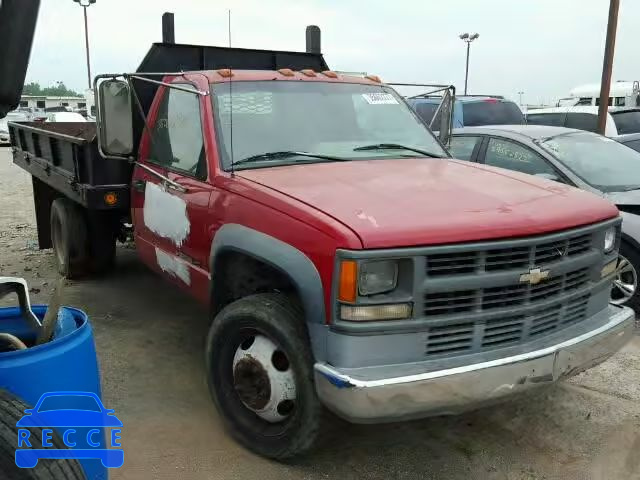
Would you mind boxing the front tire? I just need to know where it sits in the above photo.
[205,293,322,459]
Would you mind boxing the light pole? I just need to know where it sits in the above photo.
[597,0,620,135]
[518,91,525,107]
[73,0,96,89]
[459,32,479,95]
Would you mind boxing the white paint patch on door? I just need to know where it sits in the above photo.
[143,182,190,247]
[155,247,191,285]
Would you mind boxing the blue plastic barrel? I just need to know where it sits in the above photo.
[0,305,107,480]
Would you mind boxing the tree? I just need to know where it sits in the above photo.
[22,82,42,96]
[22,82,81,97]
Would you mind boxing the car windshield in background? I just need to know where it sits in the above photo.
[412,101,440,125]
[211,81,447,170]
[539,132,640,192]
[462,100,524,126]
[621,138,640,153]
[612,110,640,135]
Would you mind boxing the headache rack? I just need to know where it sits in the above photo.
[129,19,328,152]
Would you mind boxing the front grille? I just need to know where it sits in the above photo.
[423,267,590,315]
[418,223,610,358]
[425,232,592,277]
[425,295,590,356]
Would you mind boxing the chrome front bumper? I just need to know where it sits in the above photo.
[314,305,635,423]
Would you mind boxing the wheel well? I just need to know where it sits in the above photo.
[211,251,298,315]
[621,233,640,252]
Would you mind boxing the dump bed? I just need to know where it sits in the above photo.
[9,121,132,211]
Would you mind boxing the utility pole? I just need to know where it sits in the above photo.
[73,0,97,89]
[459,33,479,95]
[597,0,620,135]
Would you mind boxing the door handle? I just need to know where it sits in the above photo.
[133,179,146,192]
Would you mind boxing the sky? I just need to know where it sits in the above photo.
[24,0,640,105]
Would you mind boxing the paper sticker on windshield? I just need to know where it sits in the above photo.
[362,93,398,105]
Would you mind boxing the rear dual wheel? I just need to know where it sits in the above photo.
[50,199,116,278]
[205,293,322,459]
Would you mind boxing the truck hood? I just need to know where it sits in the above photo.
[238,158,618,248]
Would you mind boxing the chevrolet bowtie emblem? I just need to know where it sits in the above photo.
[519,268,550,285]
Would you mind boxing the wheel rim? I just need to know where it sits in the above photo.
[611,255,637,305]
[232,334,296,423]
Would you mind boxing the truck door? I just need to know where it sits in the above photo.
[130,81,214,302]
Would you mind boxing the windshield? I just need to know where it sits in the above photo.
[462,100,524,126]
[539,132,640,192]
[211,81,446,169]
[612,110,640,135]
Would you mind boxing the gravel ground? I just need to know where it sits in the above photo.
[1,146,639,480]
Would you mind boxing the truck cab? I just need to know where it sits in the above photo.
[8,34,635,460]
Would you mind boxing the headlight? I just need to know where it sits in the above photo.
[358,260,398,295]
[604,227,616,253]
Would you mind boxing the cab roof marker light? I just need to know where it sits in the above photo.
[365,74,382,83]
[321,71,338,78]
[217,69,233,78]
[300,69,316,77]
[278,68,295,77]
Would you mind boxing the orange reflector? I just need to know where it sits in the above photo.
[300,69,316,77]
[278,68,295,77]
[104,192,118,206]
[338,260,357,303]
[365,74,382,83]
[217,68,233,78]
[321,70,338,78]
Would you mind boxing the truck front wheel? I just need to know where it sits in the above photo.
[50,198,89,279]
[205,293,322,459]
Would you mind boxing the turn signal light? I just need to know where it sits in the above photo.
[338,260,357,303]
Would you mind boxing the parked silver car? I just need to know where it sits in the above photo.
[0,111,27,144]
[450,125,640,310]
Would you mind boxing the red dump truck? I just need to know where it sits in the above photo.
[7,24,634,459]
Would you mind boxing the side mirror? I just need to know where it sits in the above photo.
[428,86,455,146]
[97,79,133,157]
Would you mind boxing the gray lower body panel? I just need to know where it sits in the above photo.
[314,304,634,423]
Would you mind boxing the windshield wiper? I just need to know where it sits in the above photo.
[232,151,349,167]
[353,143,443,158]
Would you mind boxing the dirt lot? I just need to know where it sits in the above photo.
[1,146,640,480]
